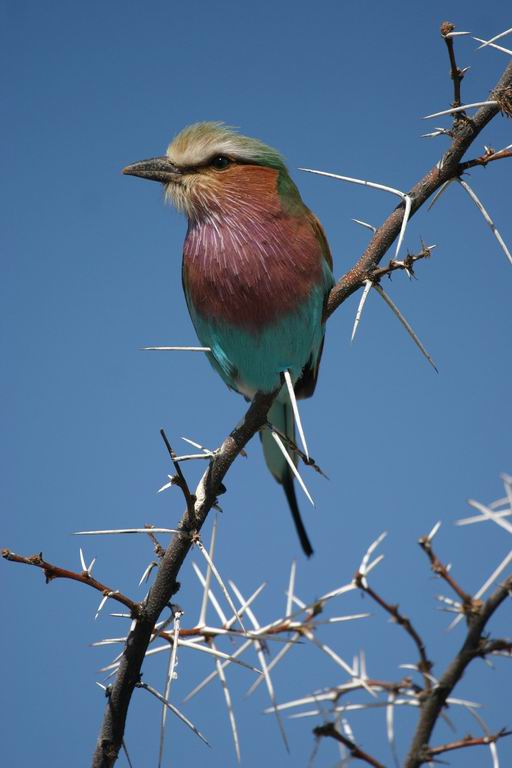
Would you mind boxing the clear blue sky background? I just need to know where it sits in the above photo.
[2,2,511,766]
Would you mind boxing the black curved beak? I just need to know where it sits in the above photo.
[122,156,182,183]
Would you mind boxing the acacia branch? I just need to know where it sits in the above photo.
[325,59,512,319]
[314,722,385,768]
[404,575,512,768]
[355,572,432,689]
[1,549,139,616]
[418,535,475,612]
[440,21,465,110]
[425,729,512,759]
[92,391,277,767]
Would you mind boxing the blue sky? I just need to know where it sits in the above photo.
[2,2,511,766]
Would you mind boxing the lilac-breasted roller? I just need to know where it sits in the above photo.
[124,123,334,556]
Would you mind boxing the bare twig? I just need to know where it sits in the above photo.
[1,549,139,616]
[354,570,432,689]
[424,728,511,759]
[314,722,385,768]
[418,535,476,613]
[441,21,465,110]
[160,428,197,525]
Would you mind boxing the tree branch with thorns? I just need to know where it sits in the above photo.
[3,21,512,768]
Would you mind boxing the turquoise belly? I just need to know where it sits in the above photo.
[187,270,332,396]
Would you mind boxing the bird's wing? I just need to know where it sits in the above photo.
[306,209,333,270]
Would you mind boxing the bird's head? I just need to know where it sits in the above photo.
[123,122,294,220]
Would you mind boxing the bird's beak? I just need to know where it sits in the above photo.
[122,156,182,183]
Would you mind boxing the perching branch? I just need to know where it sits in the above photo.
[91,391,277,767]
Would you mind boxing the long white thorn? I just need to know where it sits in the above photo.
[423,101,497,119]
[144,638,261,673]
[229,581,289,751]
[212,640,241,763]
[138,681,210,746]
[473,36,512,55]
[299,167,408,201]
[351,280,373,342]
[477,28,512,48]
[198,515,218,627]
[373,283,438,372]
[428,178,454,210]
[286,561,296,617]
[395,194,412,259]
[467,499,512,535]
[352,218,377,233]
[142,346,211,352]
[158,613,182,767]
[195,540,246,631]
[284,369,309,460]
[271,431,314,506]
[74,528,180,536]
[183,639,253,703]
[458,179,512,266]
[444,31,471,38]
[245,635,298,696]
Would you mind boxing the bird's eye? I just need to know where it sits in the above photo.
[210,155,231,170]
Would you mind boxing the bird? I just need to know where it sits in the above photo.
[123,122,334,556]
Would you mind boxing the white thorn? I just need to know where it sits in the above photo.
[139,681,210,746]
[197,514,218,627]
[95,591,119,620]
[79,548,87,571]
[299,168,408,201]
[195,539,246,631]
[395,195,412,259]
[351,280,373,343]
[283,369,309,460]
[352,218,377,233]
[426,521,442,542]
[373,283,438,372]
[142,346,211,352]
[428,179,454,210]
[423,101,498,119]
[74,527,180,535]
[138,561,158,587]
[271,431,314,506]
[286,560,296,618]
[212,640,241,763]
[458,179,512,265]
[473,36,512,55]
[444,31,471,38]
[477,27,512,48]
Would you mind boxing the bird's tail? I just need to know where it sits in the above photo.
[260,399,314,557]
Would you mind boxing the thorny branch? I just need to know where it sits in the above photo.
[441,21,465,110]
[418,535,476,614]
[1,549,139,616]
[425,729,512,759]
[314,722,385,768]
[324,58,512,319]
[404,575,512,768]
[354,571,433,690]
[4,25,512,768]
